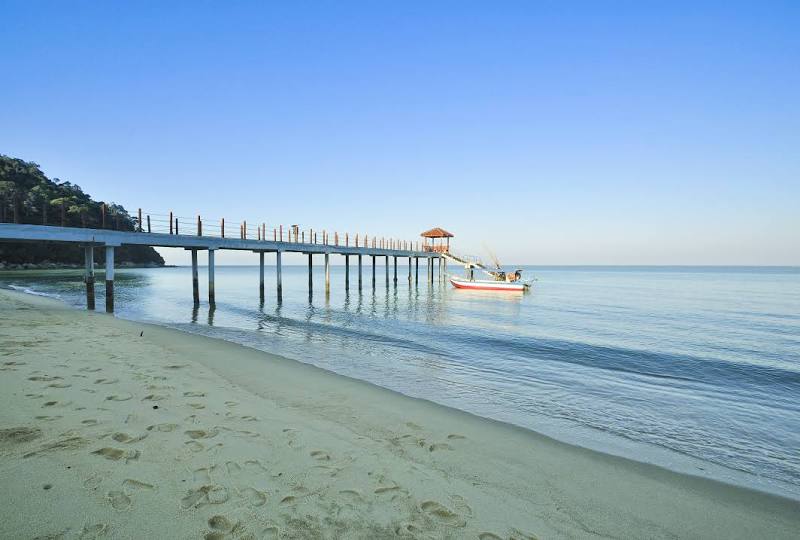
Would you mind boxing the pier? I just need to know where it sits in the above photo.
[0,212,449,312]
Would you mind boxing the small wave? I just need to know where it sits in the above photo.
[6,284,62,299]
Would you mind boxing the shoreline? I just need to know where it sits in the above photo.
[1,288,799,538]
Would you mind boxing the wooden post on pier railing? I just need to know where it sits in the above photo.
[221,218,225,238]
[147,215,151,233]
[175,217,179,235]
[279,225,283,242]
[273,228,276,241]
[169,212,173,234]
[101,204,106,229]
[335,232,338,246]
[138,208,142,232]
[302,231,305,243]
[262,224,266,241]
[197,215,202,236]
[244,220,247,239]
[257,226,261,241]
[345,233,349,247]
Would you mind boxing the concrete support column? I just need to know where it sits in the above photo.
[191,249,199,304]
[276,251,283,300]
[208,249,216,304]
[385,256,389,287]
[105,245,115,313]
[308,253,313,293]
[84,246,95,310]
[345,255,350,290]
[324,253,331,294]
[358,255,363,290]
[393,256,397,285]
[259,252,265,300]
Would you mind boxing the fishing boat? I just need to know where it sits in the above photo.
[449,275,530,292]
[419,227,533,293]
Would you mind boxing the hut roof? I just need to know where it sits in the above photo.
[420,227,454,238]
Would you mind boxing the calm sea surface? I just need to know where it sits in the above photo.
[3,265,799,499]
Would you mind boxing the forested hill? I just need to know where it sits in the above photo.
[0,155,165,267]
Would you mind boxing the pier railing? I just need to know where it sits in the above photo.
[133,210,421,252]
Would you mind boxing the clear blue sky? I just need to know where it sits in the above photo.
[2,1,798,265]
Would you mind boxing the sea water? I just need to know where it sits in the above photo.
[3,265,799,499]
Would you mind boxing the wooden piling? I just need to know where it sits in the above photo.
[415,257,419,283]
[191,249,199,304]
[84,246,95,310]
[208,249,216,304]
[408,257,412,283]
[259,252,265,300]
[372,256,376,288]
[324,253,330,294]
[393,256,397,285]
[385,256,389,287]
[308,253,313,292]
[276,251,283,300]
[105,245,115,313]
[345,254,350,290]
[358,254,363,290]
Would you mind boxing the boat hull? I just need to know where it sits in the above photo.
[449,277,528,292]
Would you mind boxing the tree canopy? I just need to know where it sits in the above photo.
[0,155,164,266]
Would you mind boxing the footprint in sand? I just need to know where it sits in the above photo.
[339,489,363,503]
[447,434,466,440]
[238,487,267,507]
[478,534,503,540]
[180,485,229,509]
[105,394,133,402]
[310,450,330,461]
[107,490,132,510]
[428,443,454,452]
[183,391,205,398]
[94,378,118,385]
[420,500,466,527]
[91,447,139,463]
[187,403,205,410]
[122,478,154,492]
[82,419,99,426]
[185,429,218,440]
[111,432,147,444]
[80,367,102,373]
[78,523,109,539]
[28,375,62,382]
[185,441,205,453]
[147,423,178,432]
[48,382,72,388]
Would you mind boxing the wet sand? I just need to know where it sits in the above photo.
[1,288,798,539]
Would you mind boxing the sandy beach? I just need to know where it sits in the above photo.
[1,288,798,539]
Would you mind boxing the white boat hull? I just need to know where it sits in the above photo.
[449,277,529,292]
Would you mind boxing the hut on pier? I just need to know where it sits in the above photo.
[420,227,453,253]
